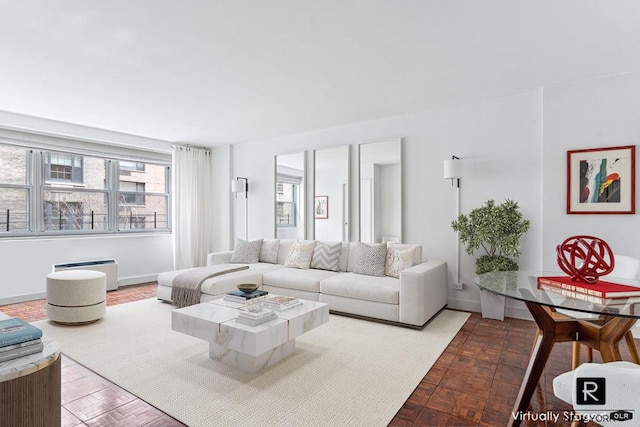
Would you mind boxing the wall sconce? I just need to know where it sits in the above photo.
[231,177,248,197]
[443,155,462,187]
[231,177,249,239]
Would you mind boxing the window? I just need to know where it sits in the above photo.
[42,151,108,232]
[276,181,298,227]
[44,201,84,231]
[0,141,170,236]
[0,145,30,233]
[118,161,169,230]
[120,182,146,205]
[44,152,83,183]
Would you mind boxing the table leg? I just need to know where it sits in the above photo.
[625,330,640,364]
[508,302,577,427]
[597,317,637,362]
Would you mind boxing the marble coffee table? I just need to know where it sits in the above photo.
[171,297,329,372]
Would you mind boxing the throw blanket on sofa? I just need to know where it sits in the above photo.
[171,265,249,308]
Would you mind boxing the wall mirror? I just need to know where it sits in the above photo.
[359,138,402,243]
[275,151,306,239]
[314,145,349,241]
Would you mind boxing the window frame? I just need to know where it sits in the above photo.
[117,163,171,232]
[0,142,171,238]
[0,148,33,235]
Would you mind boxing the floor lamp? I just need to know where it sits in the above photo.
[444,156,463,289]
[231,177,249,240]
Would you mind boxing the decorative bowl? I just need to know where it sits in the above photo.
[237,283,259,293]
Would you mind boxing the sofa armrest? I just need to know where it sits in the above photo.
[207,251,234,265]
[399,259,448,326]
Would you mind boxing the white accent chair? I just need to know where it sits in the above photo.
[609,254,640,281]
[553,361,640,427]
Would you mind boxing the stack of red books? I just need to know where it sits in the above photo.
[537,276,640,304]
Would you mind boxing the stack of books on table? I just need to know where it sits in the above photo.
[236,305,277,326]
[262,295,303,311]
[223,289,268,304]
[0,318,44,363]
[537,276,640,299]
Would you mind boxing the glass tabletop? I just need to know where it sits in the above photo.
[474,270,640,319]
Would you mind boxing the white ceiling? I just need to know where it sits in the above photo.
[1,1,640,147]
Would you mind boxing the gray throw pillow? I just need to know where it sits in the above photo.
[310,241,342,271]
[353,242,387,276]
[259,239,280,264]
[230,238,263,263]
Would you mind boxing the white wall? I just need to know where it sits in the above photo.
[228,91,544,316]
[0,234,173,303]
[542,72,640,268]
[0,112,174,303]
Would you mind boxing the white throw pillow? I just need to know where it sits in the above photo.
[385,246,416,278]
[259,239,280,264]
[284,240,316,269]
[310,241,342,271]
[230,238,263,263]
[353,242,387,277]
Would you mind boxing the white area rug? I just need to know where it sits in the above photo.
[35,299,469,427]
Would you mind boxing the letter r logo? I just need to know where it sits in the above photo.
[576,377,606,405]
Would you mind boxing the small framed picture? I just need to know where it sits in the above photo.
[315,195,328,219]
[567,145,636,214]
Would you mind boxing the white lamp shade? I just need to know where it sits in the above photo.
[443,159,463,179]
[231,179,246,193]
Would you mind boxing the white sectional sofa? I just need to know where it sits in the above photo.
[157,239,447,328]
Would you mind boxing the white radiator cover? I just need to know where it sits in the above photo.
[53,259,119,291]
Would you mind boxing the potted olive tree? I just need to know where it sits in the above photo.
[451,199,530,320]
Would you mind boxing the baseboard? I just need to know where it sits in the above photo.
[117,274,158,287]
[0,292,47,306]
[446,297,481,314]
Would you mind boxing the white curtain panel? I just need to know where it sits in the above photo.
[172,146,212,269]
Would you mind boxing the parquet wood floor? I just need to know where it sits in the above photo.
[2,284,637,426]
[1,283,185,427]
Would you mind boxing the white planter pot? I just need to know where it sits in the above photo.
[480,291,506,320]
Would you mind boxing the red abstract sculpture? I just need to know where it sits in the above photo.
[556,235,615,283]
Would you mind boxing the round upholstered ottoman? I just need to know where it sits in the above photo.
[46,270,107,325]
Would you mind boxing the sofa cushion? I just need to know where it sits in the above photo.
[388,243,422,265]
[353,242,387,277]
[338,242,350,272]
[320,272,399,304]
[311,241,342,271]
[277,240,295,265]
[259,239,280,263]
[263,268,341,293]
[284,240,316,269]
[230,238,263,263]
[385,246,416,278]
